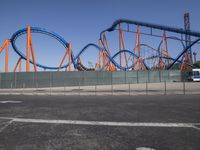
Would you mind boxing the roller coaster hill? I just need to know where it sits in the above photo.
[1,18,200,73]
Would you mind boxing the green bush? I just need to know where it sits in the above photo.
[194,61,200,68]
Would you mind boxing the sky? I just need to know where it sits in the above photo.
[0,0,200,71]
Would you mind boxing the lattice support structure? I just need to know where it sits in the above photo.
[184,13,193,63]
[180,13,192,70]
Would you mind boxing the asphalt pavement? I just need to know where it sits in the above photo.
[0,95,199,150]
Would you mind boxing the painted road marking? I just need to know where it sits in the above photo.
[0,101,22,104]
[0,120,13,133]
[0,117,199,130]
[192,126,200,131]
[136,147,156,150]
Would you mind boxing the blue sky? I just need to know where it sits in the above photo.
[0,0,200,71]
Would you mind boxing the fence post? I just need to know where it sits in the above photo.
[125,71,127,84]
[183,80,186,95]
[64,83,66,96]
[146,81,148,95]
[10,82,13,95]
[14,72,17,89]
[159,70,161,82]
[164,80,167,95]
[22,83,25,95]
[49,73,51,96]
[95,84,97,96]
[36,82,38,95]
[79,82,80,95]
[50,82,52,96]
[111,83,113,95]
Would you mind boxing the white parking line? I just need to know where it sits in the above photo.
[136,147,156,150]
[0,120,13,133]
[192,126,200,131]
[0,117,199,130]
[0,101,22,104]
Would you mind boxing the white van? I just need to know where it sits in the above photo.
[188,68,200,81]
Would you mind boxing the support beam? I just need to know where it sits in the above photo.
[118,24,128,68]
[67,43,72,71]
[26,25,31,72]
[26,25,37,72]
[58,43,72,71]
[159,31,170,69]
[13,58,22,72]
[0,39,9,72]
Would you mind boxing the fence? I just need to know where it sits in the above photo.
[0,70,189,89]
[0,81,199,96]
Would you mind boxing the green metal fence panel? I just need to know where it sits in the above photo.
[52,71,66,87]
[181,71,190,81]
[137,71,148,83]
[15,72,34,88]
[0,70,188,89]
[83,71,98,86]
[149,71,160,83]
[169,70,181,82]
[1,72,15,88]
[51,71,61,87]
[126,71,138,84]
[97,71,112,85]
[34,72,51,88]
[160,70,170,82]
[70,71,84,86]
[52,71,83,87]
[112,71,126,84]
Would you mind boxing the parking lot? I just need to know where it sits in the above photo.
[0,94,200,150]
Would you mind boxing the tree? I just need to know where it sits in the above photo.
[194,61,200,68]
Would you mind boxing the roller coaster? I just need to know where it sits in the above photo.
[0,18,200,72]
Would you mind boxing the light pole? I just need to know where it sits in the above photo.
[193,52,197,63]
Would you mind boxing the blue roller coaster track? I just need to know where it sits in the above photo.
[10,19,200,71]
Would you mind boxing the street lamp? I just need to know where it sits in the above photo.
[193,52,197,63]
